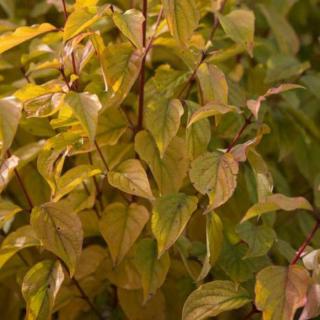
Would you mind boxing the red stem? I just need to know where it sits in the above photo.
[291,219,320,265]
[136,0,148,131]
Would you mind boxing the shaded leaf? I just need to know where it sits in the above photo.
[206,212,223,266]
[0,199,22,229]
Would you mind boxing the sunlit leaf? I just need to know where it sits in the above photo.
[0,155,19,194]
[0,199,22,229]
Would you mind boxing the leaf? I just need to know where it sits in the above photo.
[255,265,310,320]
[0,226,40,269]
[135,131,188,195]
[236,222,276,258]
[103,42,143,107]
[0,23,56,54]
[189,152,239,209]
[145,98,184,157]
[206,212,223,266]
[63,5,107,41]
[22,260,65,320]
[185,101,211,159]
[99,202,149,266]
[162,0,200,44]
[31,202,83,276]
[0,155,19,194]
[196,63,228,104]
[300,283,320,320]
[247,84,304,119]
[152,193,198,257]
[112,9,144,48]
[241,194,313,223]
[96,107,128,146]
[182,281,251,320]
[259,4,299,55]
[0,199,22,229]
[218,9,255,56]
[107,159,154,199]
[64,92,102,143]
[187,101,239,127]
[54,165,101,201]
[134,238,170,303]
[0,97,22,158]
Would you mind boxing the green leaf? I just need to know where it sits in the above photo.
[0,23,56,54]
[236,222,276,258]
[196,63,228,104]
[0,97,22,158]
[145,98,184,157]
[162,0,200,44]
[103,42,143,107]
[112,9,144,48]
[22,260,64,320]
[0,155,19,193]
[182,281,251,320]
[54,165,101,201]
[255,265,310,320]
[152,193,198,257]
[31,202,83,276]
[190,152,239,209]
[187,101,240,127]
[135,131,188,195]
[0,199,22,229]
[206,212,223,266]
[241,194,313,223]
[96,107,128,146]
[134,238,170,303]
[0,226,40,269]
[99,202,149,266]
[185,101,211,159]
[64,92,102,143]
[259,4,299,55]
[218,9,255,56]
[107,159,154,200]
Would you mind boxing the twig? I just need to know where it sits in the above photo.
[20,66,31,83]
[61,0,68,20]
[136,0,148,131]
[94,141,109,172]
[59,66,72,90]
[291,218,320,265]
[226,115,253,152]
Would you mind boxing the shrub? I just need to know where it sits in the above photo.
[0,0,320,319]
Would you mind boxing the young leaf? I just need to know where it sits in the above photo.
[145,98,184,158]
[218,9,255,56]
[107,159,154,200]
[162,0,200,45]
[53,165,101,201]
[185,101,211,159]
[0,199,22,229]
[64,92,102,143]
[241,194,313,223]
[0,226,40,269]
[0,97,22,158]
[190,152,239,209]
[0,23,56,54]
[31,202,83,276]
[187,101,239,127]
[152,193,198,257]
[0,155,19,193]
[196,63,228,104]
[182,281,251,320]
[255,265,310,320]
[134,238,170,303]
[99,202,149,266]
[135,131,188,195]
[206,212,223,266]
[112,9,144,48]
[22,260,64,320]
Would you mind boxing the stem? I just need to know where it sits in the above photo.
[20,66,31,83]
[71,277,104,320]
[226,115,253,152]
[136,0,148,131]
[210,0,227,40]
[291,218,320,265]
[7,150,34,210]
[61,0,68,20]
[94,141,109,172]
[59,66,72,90]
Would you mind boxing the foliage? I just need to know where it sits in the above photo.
[0,0,320,319]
